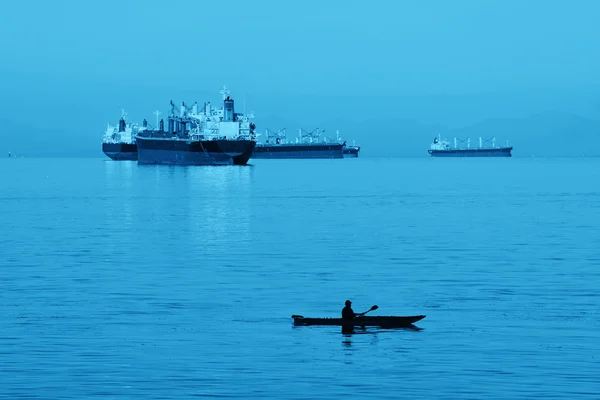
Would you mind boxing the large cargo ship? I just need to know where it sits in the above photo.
[428,135,513,157]
[102,110,144,160]
[135,86,257,166]
[252,128,354,159]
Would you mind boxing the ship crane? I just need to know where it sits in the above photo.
[264,128,287,143]
[453,137,470,149]
[298,128,324,144]
[180,101,199,116]
[480,136,498,149]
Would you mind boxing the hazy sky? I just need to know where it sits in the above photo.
[1,0,599,130]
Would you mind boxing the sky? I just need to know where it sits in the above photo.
[1,0,599,137]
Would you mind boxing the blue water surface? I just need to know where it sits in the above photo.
[1,156,599,399]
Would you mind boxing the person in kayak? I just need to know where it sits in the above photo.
[342,300,367,320]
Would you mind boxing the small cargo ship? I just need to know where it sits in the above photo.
[102,110,144,160]
[252,128,343,159]
[428,135,513,157]
[135,86,257,166]
[342,140,360,158]
[336,130,361,158]
[252,128,361,159]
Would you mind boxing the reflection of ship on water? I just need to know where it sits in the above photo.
[252,128,360,159]
[184,166,253,247]
[428,135,513,157]
[103,160,136,224]
[101,160,136,262]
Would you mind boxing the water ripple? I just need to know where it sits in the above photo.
[0,157,599,399]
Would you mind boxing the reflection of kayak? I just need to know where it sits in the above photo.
[291,315,426,328]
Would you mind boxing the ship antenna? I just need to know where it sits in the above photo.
[219,85,230,100]
[153,110,161,129]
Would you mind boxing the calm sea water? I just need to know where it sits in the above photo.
[1,156,599,399]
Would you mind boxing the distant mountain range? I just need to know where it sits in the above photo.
[264,112,600,157]
[1,111,599,158]
[258,110,600,157]
[446,111,600,157]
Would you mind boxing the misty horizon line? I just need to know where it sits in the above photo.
[2,105,600,132]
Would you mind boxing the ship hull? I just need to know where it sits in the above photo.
[136,136,256,166]
[343,146,360,158]
[102,143,138,160]
[428,147,512,157]
[292,315,426,328]
[252,143,344,159]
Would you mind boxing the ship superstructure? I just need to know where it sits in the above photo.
[135,86,257,165]
[102,110,146,160]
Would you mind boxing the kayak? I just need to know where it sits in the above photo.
[291,315,426,328]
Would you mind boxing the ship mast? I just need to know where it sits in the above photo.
[219,85,230,100]
[153,110,161,130]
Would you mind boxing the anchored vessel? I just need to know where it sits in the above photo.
[252,128,345,159]
[343,140,361,158]
[135,86,257,166]
[102,110,144,160]
[428,135,512,157]
[291,315,426,328]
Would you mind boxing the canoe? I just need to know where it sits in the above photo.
[291,315,426,328]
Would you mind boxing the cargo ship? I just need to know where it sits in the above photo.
[102,110,145,160]
[252,128,358,159]
[336,130,361,158]
[135,86,256,166]
[342,139,360,158]
[102,109,361,161]
[428,135,512,157]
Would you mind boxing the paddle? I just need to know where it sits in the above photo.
[357,304,378,317]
